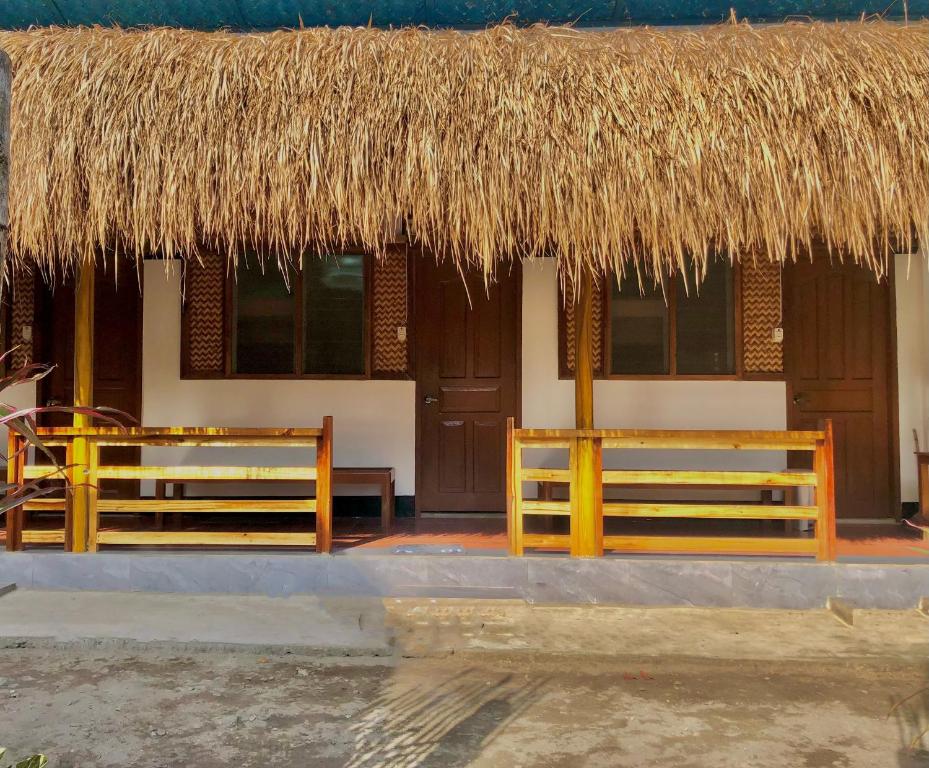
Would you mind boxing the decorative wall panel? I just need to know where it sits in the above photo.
[372,248,410,378]
[741,260,784,375]
[9,268,34,370]
[182,252,226,377]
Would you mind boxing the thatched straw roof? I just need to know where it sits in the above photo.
[0,22,926,280]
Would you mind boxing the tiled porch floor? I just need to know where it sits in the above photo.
[3,513,927,561]
[340,517,929,560]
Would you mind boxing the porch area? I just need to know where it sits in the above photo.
[2,419,924,608]
[3,514,927,562]
[4,418,922,565]
[3,419,846,561]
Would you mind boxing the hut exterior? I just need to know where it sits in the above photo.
[0,23,927,553]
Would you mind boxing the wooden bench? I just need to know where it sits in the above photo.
[537,480,782,504]
[155,466,395,533]
[536,479,792,532]
[333,467,395,533]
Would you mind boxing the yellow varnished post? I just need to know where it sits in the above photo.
[70,261,94,553]
[506,417,524,555]
[573,269,602,557]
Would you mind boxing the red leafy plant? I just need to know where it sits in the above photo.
[0,351,130,515]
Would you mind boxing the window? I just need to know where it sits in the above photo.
[302,255,366,375]
[233,263,296,375]
[610,274,670,375]
[231,253,369,377]
[608,259,736,377]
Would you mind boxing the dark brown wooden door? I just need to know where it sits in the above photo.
[36,266,143,496]
[783,255,895,519]
[415,257,520,512]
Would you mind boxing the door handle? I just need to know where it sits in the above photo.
[424,395,439,405]
[45,398,63,407]
[792,393,805,405]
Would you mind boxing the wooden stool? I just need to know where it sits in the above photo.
[332,467,395,534]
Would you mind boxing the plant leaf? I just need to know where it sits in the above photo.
[0,484,68,515]
[14,755,49,768]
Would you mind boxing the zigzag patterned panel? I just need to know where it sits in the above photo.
[183,253,225,377]
[560,277,605,377]
[741,260,784,374]
[9,268,34,370]
[372,249,409,377]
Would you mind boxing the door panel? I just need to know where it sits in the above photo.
[416,257,520,512]
[473,420,503,494]
[783,254,895,519]
[36,266,143,497]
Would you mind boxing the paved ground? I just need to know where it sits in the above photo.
[1,590,928,767]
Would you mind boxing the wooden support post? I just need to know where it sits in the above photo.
[315,415,333,553]
[573,270,602,557]
[815,419,837,561]
[506,417,524,555]
[70,262,94,553]
[64,438,75,551]
[5,430,24,551]
[574,271,594,431]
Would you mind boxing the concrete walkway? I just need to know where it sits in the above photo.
[1,588,927,660]
[1,590,928,767]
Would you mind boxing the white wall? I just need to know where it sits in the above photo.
[894,252,929,503]
[141,262,417,495]
[520,260,787,474]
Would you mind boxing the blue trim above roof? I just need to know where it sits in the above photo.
[1,0,924,29]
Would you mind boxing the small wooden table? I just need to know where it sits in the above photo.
[155,466,396,533]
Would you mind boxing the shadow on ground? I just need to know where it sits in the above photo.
[345,669,546,768]
[892,656,929,766]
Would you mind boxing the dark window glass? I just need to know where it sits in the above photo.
[610,272,669,375]
[608,260,735,377]
[233,265,295,374]
[302,254,366,375]
[675,259,735,375]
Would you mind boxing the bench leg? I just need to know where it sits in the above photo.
[154,480,165,530]
[171,483,184,529]
[381,477,394,534]
[538,481,556,531]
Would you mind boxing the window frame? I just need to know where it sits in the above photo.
[558,263,746,381]
[603,262,743,380]
[224,251,374,380]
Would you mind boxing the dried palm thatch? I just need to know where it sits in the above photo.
[0,21,926,283]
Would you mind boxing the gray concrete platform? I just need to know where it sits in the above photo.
[1,551,928,608]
